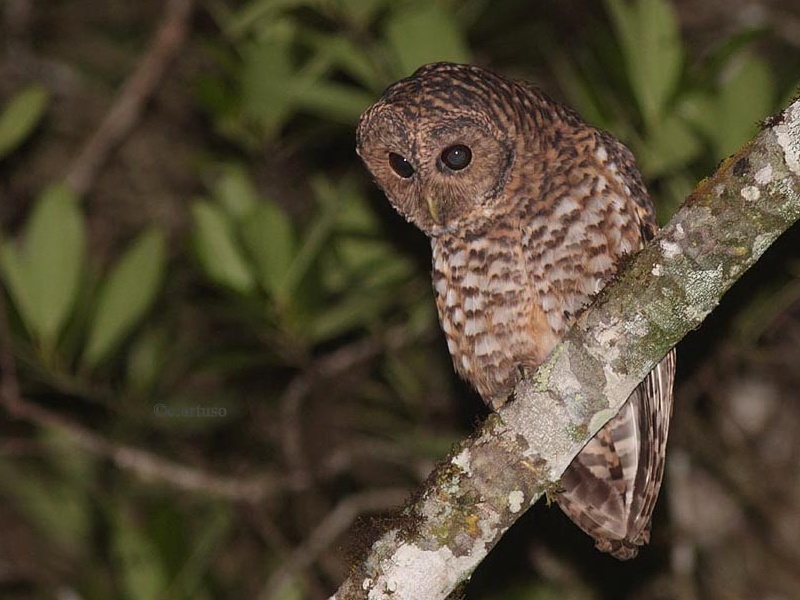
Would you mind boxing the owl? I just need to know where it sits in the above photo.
[356,62,675,559]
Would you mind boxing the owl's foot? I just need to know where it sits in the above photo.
[516,364,534,382]
[543,479,565,506]
[487,393,510,411]
[488,365,534,410]
[507,364,535,403]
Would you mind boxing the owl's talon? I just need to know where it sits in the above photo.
[516,364,533,382]
[544,480,565,506]
[488,393,511,411]
[498,365,533,408]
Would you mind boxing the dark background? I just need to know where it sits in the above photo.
[1,0,800,598]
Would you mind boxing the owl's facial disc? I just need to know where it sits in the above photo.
[356,106,514,235]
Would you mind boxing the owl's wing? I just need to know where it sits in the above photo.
[518,126,674,558]
[555,349,676,559]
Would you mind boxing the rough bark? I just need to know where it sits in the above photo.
[329,100,800,600]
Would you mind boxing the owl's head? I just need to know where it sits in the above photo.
[356,62,531,236]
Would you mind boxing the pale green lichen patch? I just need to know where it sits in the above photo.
[505,383,579,478]
[589,408,619,435]
[366,542,481,600]
[683,263,723,320]
[567,421,589,442]
[659,222,686,262]
[641,286,684,333]
[755,164,774,185]
[626,312,649,338]
[508,490,524,513]
[451,448,472,475]
[741,185,761,201]
[751,233,777,260]
[659,238,682,260]
[601,363,629,405]
[593,316,623,357]
[530,345,561,392]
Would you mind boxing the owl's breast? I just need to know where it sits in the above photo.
[432,230,557,407]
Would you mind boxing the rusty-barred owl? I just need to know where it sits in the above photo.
[356,62,675,559]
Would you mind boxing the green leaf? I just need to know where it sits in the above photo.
[83,228,167,368]
[0,240,35,330]
[336,0,390,28]
[192,200,256,294]
[126,326,169,392]
[214,164,260,220]
[306,289,384,342]
[0,458,91,550]
[330,179,381,233]
[18,184,86,348]
[713,52,774,157]
[277,176,340,296]
[225,0,314,38]
[660,174,695,222]
[161,506,232,598]
[114,510,167,600]
[290,80,375,124]
[677,90,716,139]
[680,52,776,160]
[0,431,92,551]
[241,25,296,137]
[605,0,683,128]
[0,85,50,160]
[636,113,702,177]
[550,52,608,129]
[268,578,306,600]
[303,32,386,91]
[335,236,403,280]
[385,3,471,77]
[240,199,295,301]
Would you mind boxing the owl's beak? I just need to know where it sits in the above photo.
[425,196,441,224]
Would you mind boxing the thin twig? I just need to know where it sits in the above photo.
[0,290,424,502]
[1,389,286,501]
[3,0,32,52]
[0,293,22,403]
[247,507,329,600]
[279,325,425,488]
[64,0,195,196]
[260,488,409,600]
[0,290,291,502]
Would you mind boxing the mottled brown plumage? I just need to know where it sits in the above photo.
[356,62,675,559]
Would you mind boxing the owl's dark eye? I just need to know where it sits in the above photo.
[440,144,472,171]
[388,152,415,178]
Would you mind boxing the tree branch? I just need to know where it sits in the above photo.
[64,0,194,196]
[330,101,800,599]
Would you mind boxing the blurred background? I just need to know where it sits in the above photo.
[1,0,800,598]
